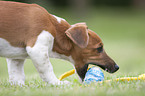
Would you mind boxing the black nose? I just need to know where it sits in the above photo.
[114,64,119,71]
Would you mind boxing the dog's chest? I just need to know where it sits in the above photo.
[0,38,28,59]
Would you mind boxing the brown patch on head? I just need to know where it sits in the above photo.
[87,29,103,48]
[65,23,89,48]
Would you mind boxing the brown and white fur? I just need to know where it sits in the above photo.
[0,1,119,85]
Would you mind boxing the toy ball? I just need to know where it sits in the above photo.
[83,67,104,84]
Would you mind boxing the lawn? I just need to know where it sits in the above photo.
[0,8,145,96]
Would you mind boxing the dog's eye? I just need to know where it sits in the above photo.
[96,46,103,53]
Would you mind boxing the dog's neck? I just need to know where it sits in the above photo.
[50,15,73,57]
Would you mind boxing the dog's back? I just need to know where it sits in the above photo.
[0,1,49,58]
[0,1,54,48]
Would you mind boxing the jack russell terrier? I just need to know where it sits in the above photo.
[0,1,119,85]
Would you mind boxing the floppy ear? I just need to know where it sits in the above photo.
[65,23,89,48]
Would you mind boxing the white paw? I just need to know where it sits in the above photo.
[9,80,25,86]
[62,80,72,85]
[50,80,72,85]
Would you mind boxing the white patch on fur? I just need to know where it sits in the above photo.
[7,59,25,86]
[52,15,66,23]
[26,30,70,85]
[0,38,28,59]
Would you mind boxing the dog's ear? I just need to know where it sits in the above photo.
[65,23,89,48]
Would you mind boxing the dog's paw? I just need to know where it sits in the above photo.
[50,80,72,85]
[9,80,25,86]
[62,80,72,85]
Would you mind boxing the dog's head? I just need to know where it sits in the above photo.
[65,23,119,81]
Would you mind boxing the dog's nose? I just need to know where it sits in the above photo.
[114,64,119,71]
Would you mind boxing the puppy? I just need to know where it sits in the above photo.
[0,1,119,85]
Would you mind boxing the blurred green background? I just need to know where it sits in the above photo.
[0,0,145,80]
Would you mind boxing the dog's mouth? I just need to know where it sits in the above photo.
[86,62,108,72]
[86,62,119,73]
[105,68,109,72]
[97,65,111,73]
[94,64,111,73]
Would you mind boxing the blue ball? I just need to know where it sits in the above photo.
[83,67,104,84]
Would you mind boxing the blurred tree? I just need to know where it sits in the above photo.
[2,0,145,11]
[3,0,145,8]
[51,0,68,7]
[92,0,132,7]
[133,0,145,9]
[68,0,91,18]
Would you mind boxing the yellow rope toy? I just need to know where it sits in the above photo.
[59,67,145,82]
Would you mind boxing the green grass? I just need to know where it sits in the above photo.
[0,8,145,96]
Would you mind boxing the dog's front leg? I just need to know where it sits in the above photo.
[26,31,69,85]
[7,59,25,86]
[26,49,59,85]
